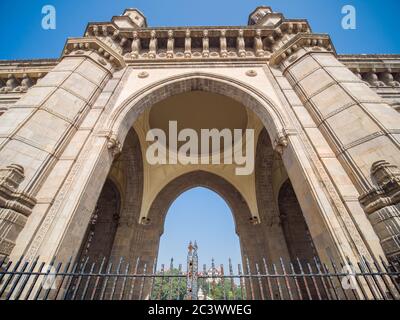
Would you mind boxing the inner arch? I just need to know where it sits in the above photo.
[157,187,242,266]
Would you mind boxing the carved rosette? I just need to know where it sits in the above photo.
[359,161,400,261]
[0,164,36,258]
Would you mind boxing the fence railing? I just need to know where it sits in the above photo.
[1,244,399,300]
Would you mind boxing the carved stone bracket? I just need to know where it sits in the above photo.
[269,33,335,67]
[106,135,122,159]
[62,38,126,71]
[0,164,36,258]
[359,160,400,261]
[273,132,289,155]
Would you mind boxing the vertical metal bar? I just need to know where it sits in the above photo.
[80,261,96,300]
[255,263,265,300]
[14,256,40,300]
[62,261,80,300]
[43,261,63,300]
[263,258,274,300]
[210,258,216,299]
[127,257,140,300]
[204,263,210,300]
[329,259,352,300]
[289,262,303,300]
[380,257,400,293]
[34,256,57,300]
[356,260,380,299]
[220,264,227,300]
[272,263,283,300]
[158,264,165,300]
[176,264,183,300]
[371,258,399,300]
[0,256,24,297]
[90,257,106,300]
[99,260,113,300]
[168,258,174,300]
[24,262,46,300]
[118,261,130,300]
[0,260,13,285]
[280,258,293,300]
[245,257,255,300]
[139,263,147,300]
[238,264,246,300]
[321,262,339,300]
[70,256,89,300]
[307,262,322,300]
[297,258,312,300]
[361,256,388,300]
[344,259,368,299]
[110,257,123,300]
[149,258,157,300]
[313,257,331,300]
[228,259,235,300]
[5,260,29,300]
[52,257,72,300]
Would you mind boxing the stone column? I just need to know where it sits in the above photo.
[270,33,400,260]
[0,37,125,258]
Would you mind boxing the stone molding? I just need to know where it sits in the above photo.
[359,161,400,214]
[269,33,335,66]
[62,37,126,71]
[359,160,400,260]
[0,164,36,257]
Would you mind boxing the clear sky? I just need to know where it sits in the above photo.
[1,1,398,268]
[157,187,241,269]
[0,0,399,60]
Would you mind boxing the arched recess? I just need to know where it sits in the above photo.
[127,170,267,269]
[77,179,121,264]
[278,179,317,263]
[31,72,368,275]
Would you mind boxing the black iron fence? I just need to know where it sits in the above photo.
[1,243,400,300]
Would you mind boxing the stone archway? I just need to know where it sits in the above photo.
[23,72,372,281]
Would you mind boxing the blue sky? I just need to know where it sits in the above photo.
[0,0,399,60]
[1,1,398,268]
[157,187,241,268]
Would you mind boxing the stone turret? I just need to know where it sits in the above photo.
[248,6,284,27]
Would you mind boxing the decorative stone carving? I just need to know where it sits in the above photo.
[148,30,157,59]
[167,30,174,58]
[202,30,209,58]
[237,29,246,57]
[365,72,385,87]
[220,30,228,58]
[269,33,334,66]
[273,132,288,155]
[184,29,192,58]
[63,38,126,70]
[138,71,149,79]
[0,75,18,93]
[359,161,400,261]
[245,70,257,77]
[254,29,264,57]
[107,135,122,158]
[0,164,36,258]
[131,31,141,58]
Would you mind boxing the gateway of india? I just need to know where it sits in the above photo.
[0,6,400,278]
